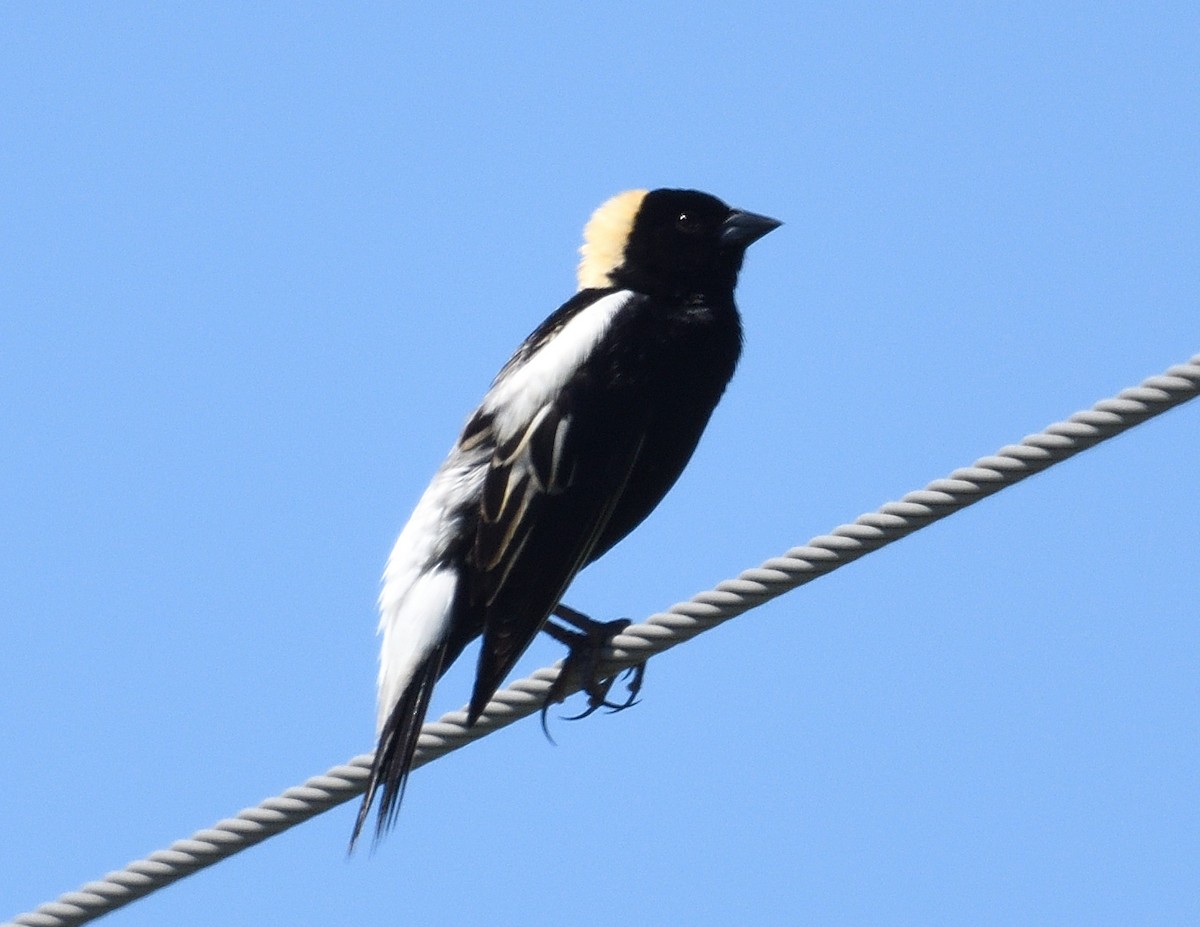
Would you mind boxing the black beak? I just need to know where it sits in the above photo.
[720,209,782,248]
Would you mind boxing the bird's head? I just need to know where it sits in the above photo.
[577,188,780,298]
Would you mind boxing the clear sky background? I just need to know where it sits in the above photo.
[3,4,1198,926]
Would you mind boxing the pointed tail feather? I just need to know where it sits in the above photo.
[350,638,449,850]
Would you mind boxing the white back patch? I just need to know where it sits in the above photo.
[482,289,635,442]
[376,566,458,732]
[375,447,487,731]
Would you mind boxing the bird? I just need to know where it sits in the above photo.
[352,187,780,846]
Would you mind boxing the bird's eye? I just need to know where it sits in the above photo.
[675,212,703,235]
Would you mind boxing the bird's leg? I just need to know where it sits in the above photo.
[539,603,646,737]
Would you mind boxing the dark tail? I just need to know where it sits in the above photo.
[350,637,449,851]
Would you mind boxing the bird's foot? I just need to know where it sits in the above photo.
[540,603,646,739]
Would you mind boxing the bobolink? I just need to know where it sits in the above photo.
[353,188,779,845]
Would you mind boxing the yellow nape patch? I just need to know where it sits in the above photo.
[576,189,648,290]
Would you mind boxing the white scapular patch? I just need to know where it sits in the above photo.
[482,289,634,444]
[576,189,647,290]
[375,450,486,732]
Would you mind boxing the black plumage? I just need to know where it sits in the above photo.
[354,188,779,846]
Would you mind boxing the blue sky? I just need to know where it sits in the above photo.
[3,4,1198,925]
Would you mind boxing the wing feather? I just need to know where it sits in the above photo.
[452,289,648,722]
[465,410,646,721]
[470,395,593,600]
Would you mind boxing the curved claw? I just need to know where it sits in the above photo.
[562,701,606,722]
[563,679,638,720]
[621,662,646,705]
[540,606,648,729]
[538,701,559,744]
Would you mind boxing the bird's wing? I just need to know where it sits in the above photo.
[463,399,646,721]
[459,289,649,720]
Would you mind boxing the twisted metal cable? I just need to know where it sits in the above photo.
[7,353,1198,927]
